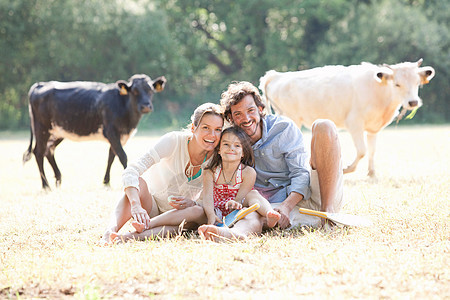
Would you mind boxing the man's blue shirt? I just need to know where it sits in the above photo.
[252,114,311,203]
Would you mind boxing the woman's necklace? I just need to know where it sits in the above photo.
[186,160,204,179]
[186,138,207,180]
[222,163,240,185]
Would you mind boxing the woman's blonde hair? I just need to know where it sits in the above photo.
[188,102,224,129]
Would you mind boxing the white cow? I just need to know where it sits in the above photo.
[259,59,435,176]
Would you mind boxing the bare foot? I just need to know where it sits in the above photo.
[109,231,123,244]
[97,230,113,246]
[96,237,111,247]
[266,210,281,228]
[131,221,146,233]
[198,225,245,242]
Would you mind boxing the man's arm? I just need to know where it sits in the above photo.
[277,121,310,228]
[275,191,303,229]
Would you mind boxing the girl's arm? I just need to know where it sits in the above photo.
[201,170,217,225]
[233,166,257,205]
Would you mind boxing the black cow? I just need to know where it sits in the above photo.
[23,74,166,189]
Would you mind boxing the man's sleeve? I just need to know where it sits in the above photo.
[281,122,311,200]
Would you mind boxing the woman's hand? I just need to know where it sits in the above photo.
[225,200,242,211]
[130,204,150,229]
[125,186,150,229]
[169,196,195,210]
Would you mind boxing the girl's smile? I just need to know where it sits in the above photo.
[219,133,243,162]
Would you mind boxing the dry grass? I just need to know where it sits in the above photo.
[0,125,449,299]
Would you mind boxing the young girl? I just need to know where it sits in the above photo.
[200,126,280,229]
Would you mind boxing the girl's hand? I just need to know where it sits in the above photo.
[225,200,242,211]
[130,204,150,229]
[169,196,195,210]
[207,215,221,225]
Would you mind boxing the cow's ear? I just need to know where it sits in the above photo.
[152,76,167,92]
[116,80,129,96]
[375,67,394,84]
[416,58,423,67]
[418,66,435,85]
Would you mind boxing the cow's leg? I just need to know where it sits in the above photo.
[344,126,366,174]
[104,128,127,185]
[105,130,128,168]
[46,138,64,187]
[113,143,127,169]
[103,147,116,185]
[33,125,51,189]
[366,132,377,177]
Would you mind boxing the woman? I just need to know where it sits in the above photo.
[101,103,224,244]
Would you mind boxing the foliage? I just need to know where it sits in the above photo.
[0,0,448,130]
[156,0,353,84]
[311,0,449,123]
[0,0,189,129]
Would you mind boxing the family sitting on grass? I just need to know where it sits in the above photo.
[101,81,344,244]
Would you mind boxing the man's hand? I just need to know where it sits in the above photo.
[275,192,303,229]
[274,205,291,229]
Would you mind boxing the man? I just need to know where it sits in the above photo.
[198,81,343,240]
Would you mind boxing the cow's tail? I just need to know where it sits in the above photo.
[259,70,278,115]
[23,84,37,164]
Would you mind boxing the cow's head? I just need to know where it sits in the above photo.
[375,59,435,110]
[117,74,167,114]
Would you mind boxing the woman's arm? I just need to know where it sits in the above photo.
[122,132,178,191]
[121,133,180,227]
[124,186,151,229]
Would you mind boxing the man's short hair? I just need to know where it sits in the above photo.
[220,81,266,123]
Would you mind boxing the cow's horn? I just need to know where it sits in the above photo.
[417,58,423,66]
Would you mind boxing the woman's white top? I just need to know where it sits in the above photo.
[122,131,207,213]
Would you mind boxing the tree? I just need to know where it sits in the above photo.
[0,0,448,129]
[0,0,188,129]
[311,0,449,123]
[156,0,352,87]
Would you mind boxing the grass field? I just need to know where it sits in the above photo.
[0,125,449,299]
